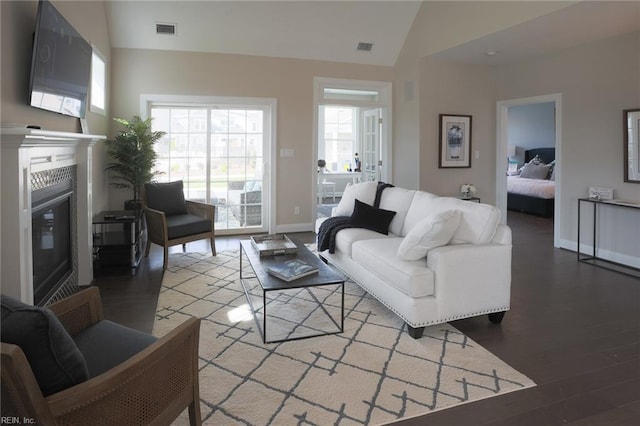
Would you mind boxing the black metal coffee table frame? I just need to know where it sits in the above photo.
[239,237,345,343]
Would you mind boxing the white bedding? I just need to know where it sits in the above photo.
[507,176,555,199]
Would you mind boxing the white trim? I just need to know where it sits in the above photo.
[275,222,315,234]
[559,238,640,269]
[313,77,392,218]
[139,94,277,234]
[496,93,562,247]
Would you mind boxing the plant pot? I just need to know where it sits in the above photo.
[124,199,143,211]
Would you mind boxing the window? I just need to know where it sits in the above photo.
[320,106,357,172]
[90,46,105,114]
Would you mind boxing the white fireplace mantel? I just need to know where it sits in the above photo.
[1,127,105,303]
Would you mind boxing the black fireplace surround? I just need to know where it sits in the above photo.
[31,180,72,306]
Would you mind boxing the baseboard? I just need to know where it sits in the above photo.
[275,222,315,234]
[559,238,640,269]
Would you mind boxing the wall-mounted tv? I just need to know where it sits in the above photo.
[29,0,92,119]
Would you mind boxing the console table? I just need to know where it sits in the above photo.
[577,198,640,278]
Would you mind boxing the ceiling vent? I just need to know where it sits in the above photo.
[156,23,176,35]
[357,42,373,52]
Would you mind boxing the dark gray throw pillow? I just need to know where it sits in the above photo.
[145,180,188,216]
[0,295,89,396]
[519,162,551,180]
[350,199,396,235]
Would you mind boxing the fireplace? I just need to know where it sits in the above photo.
[31,175,74,306]
[1,127,104,305]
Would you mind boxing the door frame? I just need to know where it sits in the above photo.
[313,77,392,215]
[496,93,562,247]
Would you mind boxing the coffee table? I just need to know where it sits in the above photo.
[239,237,345,343]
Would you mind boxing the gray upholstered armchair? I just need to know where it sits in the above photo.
[143,180,216,270]
[1,287,201,425]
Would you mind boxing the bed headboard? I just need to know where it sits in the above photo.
[525,148,555,164]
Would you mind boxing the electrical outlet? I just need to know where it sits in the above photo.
[294,206,300,215]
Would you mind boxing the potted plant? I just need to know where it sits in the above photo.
[105,116,166,210]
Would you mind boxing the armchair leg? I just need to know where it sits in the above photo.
[182,243,187,252]
[188,399,202,426]
[163,246,169,270]
[210,236,217,257]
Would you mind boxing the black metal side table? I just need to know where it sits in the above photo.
[92,210,145,275]
[577,198,640,278]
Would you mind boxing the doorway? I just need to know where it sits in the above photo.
[496,94,562,247]
[313,78,392,219]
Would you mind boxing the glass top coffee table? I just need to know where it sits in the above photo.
[240,236,346,343]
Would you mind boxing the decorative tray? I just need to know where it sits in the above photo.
[250,234,298,256]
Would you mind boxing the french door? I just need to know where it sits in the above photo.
[362,108,381,182]
[146,98,274,234]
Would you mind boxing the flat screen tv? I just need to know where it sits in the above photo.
[29,0,92,119]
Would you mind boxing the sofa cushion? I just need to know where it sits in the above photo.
[334,181,378,216]
[73,320,157,378]
[378,187,416,236]
[404,193,500,245]
[397,210,462,261]
[350,199,396,235]
[166,214,211,239]
[0,295,89,396]
[352,238,435,298]
[145,181,188,216]
[334,228,394,258]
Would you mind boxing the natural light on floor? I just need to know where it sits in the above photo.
[227,304,254,323]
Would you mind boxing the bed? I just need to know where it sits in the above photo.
[507,147,555,218]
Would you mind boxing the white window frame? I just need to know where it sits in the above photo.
[89,44,106,115]
[140,94,277,234]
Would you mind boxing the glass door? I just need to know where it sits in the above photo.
[362,109,380,182]
[150,105,268,233]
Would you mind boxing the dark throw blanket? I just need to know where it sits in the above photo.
[317,182,394,253]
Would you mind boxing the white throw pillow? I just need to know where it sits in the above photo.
[334,181,378,217]
[397,210,462,261]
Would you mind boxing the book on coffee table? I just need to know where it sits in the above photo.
[267,259,319,282]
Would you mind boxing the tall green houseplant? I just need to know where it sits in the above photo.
[105,116,165,207]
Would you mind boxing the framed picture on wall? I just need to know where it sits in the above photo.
[439,114,472,168]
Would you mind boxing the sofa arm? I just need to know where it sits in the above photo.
[47,287,104,336]
[427,243,512,320]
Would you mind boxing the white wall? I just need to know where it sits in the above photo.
[418,57,497,204]
[0,0,112,216]
[110,48,393,228]
[495,32,640,265]
[508,102,556,167]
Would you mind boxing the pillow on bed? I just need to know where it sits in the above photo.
[519,162,551,180]
[527,155,545,166]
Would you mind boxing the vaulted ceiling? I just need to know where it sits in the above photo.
[105,1,640,67]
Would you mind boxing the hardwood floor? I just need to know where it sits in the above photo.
[92,212,640,425]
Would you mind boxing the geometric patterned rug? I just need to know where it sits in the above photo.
[153,248,535,425]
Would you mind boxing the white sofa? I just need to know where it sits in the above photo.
[315,182,512,339]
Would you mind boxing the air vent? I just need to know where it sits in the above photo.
[156,23,176,35]
[357,42,373,52]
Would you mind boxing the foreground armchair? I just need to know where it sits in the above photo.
[144,180,217,270]
[1,287,201,425]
